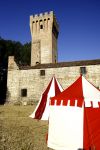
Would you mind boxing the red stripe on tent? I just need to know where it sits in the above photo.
[50,99,55,105]
[77,98,83,107]
[63,99,68,106]
[83,107,100,149]
[70,99,76,106]
[98,102,100,107]
[56,99,61,105]
[34,78,53,119]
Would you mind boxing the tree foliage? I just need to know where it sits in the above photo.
[0,37,31,104]
[0,37,31,66]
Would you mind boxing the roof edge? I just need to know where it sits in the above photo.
[19,59,100,70]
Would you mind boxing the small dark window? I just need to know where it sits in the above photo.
[36,62,39,64]
[40,25,43,29]
[80,67,87,75]
[21,89,27,97]
[40,70,45,76]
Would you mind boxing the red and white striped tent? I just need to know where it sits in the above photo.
[30,76,63,120]
[48,75,100,150]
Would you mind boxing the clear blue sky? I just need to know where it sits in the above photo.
[0,0,100,62]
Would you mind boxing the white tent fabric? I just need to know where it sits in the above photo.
[29,76,63,120]
[48,75,100,150]
[83,77,100,107]
[48,105,84,150]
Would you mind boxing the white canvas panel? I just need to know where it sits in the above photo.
[41,77,55,120]
[48,105,84,150]
[82,76,100,99]
[56,78,63,92]
[82,76,100,108]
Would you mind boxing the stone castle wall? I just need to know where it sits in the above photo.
[7,60,100,103]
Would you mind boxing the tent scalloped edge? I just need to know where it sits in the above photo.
[50,99,100,108]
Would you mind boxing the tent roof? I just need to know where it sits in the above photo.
[50,75,100,108]
[30,76,63,120]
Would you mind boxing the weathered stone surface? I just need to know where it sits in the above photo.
[7,61,100,103]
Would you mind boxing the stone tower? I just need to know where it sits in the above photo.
[30,11,59,66]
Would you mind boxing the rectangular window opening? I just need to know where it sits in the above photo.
[80,67,87,75]
[40,70,45,76]
[21,89,27,97]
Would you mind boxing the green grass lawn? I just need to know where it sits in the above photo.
[0,105,50,150]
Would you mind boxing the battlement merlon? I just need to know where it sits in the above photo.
[30,11,59,36]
